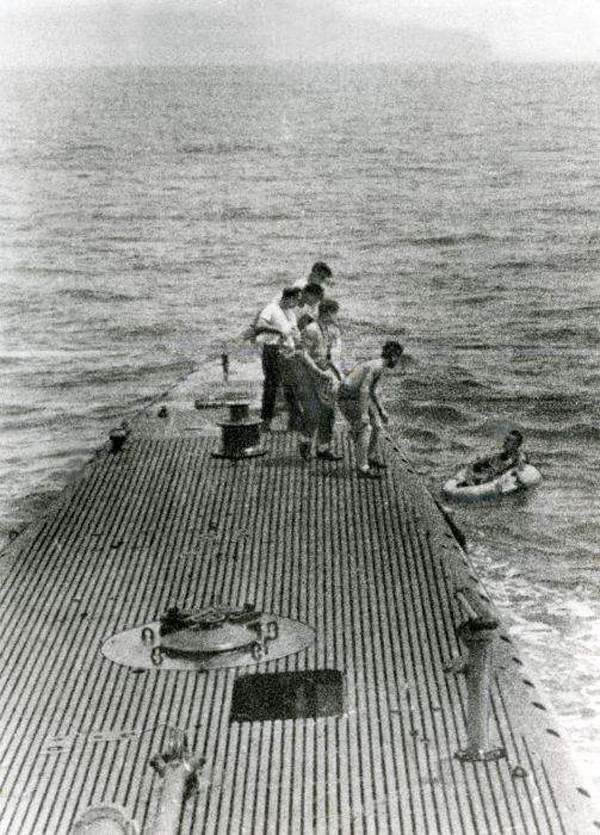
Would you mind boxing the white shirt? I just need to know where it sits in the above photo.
[254,301,298,347]
[297,298,320,322]
[292,275,333,289]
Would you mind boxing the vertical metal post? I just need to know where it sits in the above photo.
[150,730,203,835]
[455,618,506,763]
[221,352,229,383]
[153,763,188,834]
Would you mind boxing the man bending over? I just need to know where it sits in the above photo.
[337,341,404,479]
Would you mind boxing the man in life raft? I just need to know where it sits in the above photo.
[463,429,528,485]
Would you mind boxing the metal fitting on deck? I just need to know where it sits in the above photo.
[454,615,506,763]
[109,422,130,453]
[150,729,204,835]
[212,401,266,460]
[221,352,229,382]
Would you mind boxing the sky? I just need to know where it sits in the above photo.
[0,0,598,66]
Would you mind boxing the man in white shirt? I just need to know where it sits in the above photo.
[255,287,302,431]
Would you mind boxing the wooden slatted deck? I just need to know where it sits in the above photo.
[0,403,598,832]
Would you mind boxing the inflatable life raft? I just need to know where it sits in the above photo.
[442,463,542,501]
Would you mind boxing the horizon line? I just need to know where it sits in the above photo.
[1,58,598,70]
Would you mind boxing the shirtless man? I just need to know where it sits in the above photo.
[297,299,342,461]
[467,430,528,485]
[337,341,404,479]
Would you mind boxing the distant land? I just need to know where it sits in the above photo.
[0,0,491,67]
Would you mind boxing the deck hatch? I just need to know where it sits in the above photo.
[230,670,346,722]
[102,606,315,671]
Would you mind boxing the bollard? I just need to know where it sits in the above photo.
[109,428,128,453]
[109,421,130,453]
[455,617,506,763]
[150,730,204,835]
[212,401,266,460]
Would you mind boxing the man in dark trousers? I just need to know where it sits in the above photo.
[254,287,302,432]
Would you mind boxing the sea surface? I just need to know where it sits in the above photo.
[1,64,599,786]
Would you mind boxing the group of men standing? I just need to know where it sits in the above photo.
[252,262,404,480]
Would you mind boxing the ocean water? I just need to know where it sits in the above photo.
[1,64,599,785]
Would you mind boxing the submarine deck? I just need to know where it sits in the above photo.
[0,399,598,832]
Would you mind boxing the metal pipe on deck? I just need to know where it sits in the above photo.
[150,731,203,835]
[451,586,505,762]
[221,352,229,383]
[152,763,188,834]
[455,619,505,762]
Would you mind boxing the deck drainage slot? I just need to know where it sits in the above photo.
[230,670,346,722]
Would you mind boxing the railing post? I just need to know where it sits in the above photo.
[221,352,229,383]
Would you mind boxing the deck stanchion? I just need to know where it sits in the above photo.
[150,730,203,835]
[221,352,229,383]
[455,618,506,762]
[453,587,506,763]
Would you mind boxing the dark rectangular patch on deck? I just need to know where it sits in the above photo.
[230,670,346,722]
